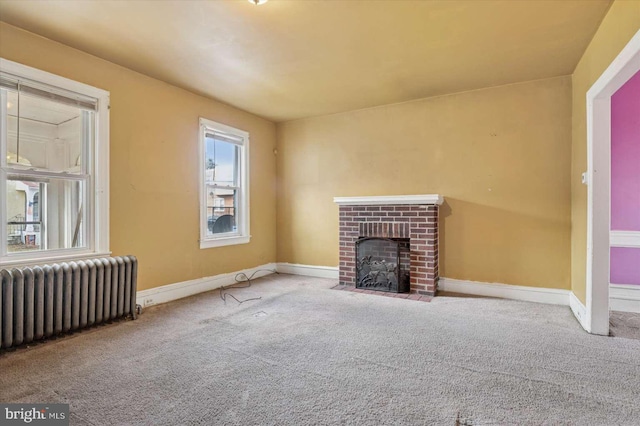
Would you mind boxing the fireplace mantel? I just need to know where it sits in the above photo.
[334,194,444,206]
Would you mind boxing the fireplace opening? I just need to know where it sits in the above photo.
[355,237,410,293]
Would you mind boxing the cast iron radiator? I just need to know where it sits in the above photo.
[0,256,138,350]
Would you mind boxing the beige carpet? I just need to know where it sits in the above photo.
[1,274,639,425]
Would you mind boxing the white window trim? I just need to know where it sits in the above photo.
[199,118,250,249]
[0,58,110,268]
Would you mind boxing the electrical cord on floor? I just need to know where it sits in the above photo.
[219,269,278,304]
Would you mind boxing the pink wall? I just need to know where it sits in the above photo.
[611,247,640,285]
[611,69,640,230]
[610,70,640,286]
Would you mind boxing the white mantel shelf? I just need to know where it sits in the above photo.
[333,194,444,206]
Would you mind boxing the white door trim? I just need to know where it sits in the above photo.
[584,29,640,335]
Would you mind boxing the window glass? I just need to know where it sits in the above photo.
[6,90,89,174]
[205,136,239,236]
[205,136,239,185]
[206,187,237,235]
[6,177,85,253]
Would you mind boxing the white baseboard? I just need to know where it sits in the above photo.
[437,277,570,306]
[569,292,589,332]
[136,263,277,308]
[276,263,339,279]
[610,284,640,313]
[275,265,573,307]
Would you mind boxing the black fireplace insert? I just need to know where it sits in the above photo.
[355,237,410,293]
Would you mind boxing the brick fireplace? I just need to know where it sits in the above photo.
[334,195,443,295]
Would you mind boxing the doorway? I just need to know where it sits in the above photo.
[585,29,640,335]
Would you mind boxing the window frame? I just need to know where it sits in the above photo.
[0,58,110,267]
[199,117,250,249]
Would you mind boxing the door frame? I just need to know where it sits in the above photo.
[585,29,640,335]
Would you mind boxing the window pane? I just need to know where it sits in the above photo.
[206,186,237,235]
[5,90,92,174]
[6,177,86,253]
[205,137,239,186]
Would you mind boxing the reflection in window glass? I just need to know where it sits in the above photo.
[6,91,90,174]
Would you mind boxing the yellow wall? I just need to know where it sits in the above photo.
[571,1,640,303]
[277,77,572,289]
[0,23,277,290]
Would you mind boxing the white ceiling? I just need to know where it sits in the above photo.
[0,0,612,122]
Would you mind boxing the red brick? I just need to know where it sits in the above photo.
[364,217,383,222]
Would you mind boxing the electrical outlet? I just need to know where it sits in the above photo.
[144,298,155,307]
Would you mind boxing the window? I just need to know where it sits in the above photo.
[199,118,249,248]
[0,59,109,266]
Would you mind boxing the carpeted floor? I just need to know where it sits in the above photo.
[610,310,640,340]
[1,274,639,425]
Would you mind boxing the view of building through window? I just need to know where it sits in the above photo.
[205,134,240,235]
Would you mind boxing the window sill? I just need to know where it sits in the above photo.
[0,251,113,269]
[200,235,250,249]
